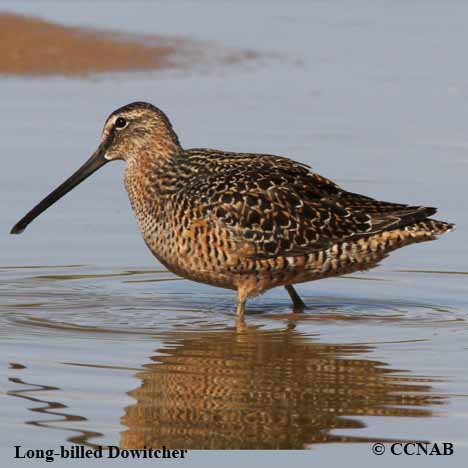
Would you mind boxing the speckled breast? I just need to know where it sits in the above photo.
[124,176,244,289]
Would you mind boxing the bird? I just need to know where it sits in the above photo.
[10,102,454,327]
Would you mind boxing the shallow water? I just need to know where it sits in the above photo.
[1,0,467,457]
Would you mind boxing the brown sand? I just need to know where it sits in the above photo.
[0,13,255,76]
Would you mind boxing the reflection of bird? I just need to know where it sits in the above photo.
[11,102,454,324]
[121,328,442,449]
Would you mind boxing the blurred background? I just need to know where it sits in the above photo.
[0,0,467,458]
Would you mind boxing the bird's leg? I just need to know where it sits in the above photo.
[285,285,306,312]
[236,287,248,330]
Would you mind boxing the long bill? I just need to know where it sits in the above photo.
[10,143,109,234]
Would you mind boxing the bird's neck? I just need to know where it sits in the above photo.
[124,148,181,223]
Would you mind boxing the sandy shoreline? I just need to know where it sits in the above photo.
[0,12,258,76]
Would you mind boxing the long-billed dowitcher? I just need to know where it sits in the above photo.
[11,102,454,325]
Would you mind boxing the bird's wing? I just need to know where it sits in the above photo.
[181,150,436,259]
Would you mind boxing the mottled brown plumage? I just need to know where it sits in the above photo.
[11,102,454,325]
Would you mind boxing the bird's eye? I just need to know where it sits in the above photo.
[115,117,127,129]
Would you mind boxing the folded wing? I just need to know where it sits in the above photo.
[182,149,436,259]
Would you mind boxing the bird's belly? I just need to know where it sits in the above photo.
[137,208,438,295]
[140,220,242,290]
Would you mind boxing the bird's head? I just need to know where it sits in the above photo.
[10,102,180,234]
[101,102,181,163]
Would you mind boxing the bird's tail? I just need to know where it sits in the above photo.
[405,218,455,236]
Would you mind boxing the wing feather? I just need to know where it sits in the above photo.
[180,149,437,259]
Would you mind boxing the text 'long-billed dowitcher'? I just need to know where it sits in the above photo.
[11,102,454,326]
